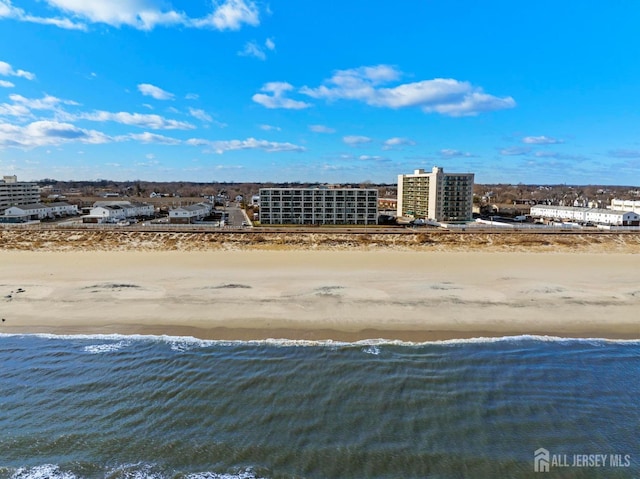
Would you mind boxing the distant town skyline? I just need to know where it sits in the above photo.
[1,1,640,185]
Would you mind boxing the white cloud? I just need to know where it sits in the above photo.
[241,37,275,60]
[252,82,312,109]
[0,94,78,119]
[186,137,305,154]
[0,0,86,30]
[185,93,199,100]
[500,147,532,156]
[309,124,335,133]
[9,93,79,110]
[124,132,181,144]
[423,91,516,116]
[0,60,36,80]
[299,65,515,116]
[383,137,415,150]
[0,102,31,118]
[0,120,110,148]
[343,135,372,146]
[259,124,281,131]
[439,148,474,158]
[238,41,266,60]
[523,135,564,145]
[188,107,212,122]
[45,0,186,30]
[71,110,195,130]
[0,0,15,17]
[138,83,174,100]
[358,154,390,163]
[191,0,259,30]
[0,80,14,88]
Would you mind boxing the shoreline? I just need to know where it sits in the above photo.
[1,250,639,341]
[3,327,639,343]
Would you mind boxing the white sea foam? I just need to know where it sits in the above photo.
[11,464,77,479]
[105,463,165,479]
[84,340,131,354]
[362,345,381,355]
[186,469,265,479]
[0,332,638,347]
[6,464,266,479]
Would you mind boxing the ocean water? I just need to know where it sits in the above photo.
[0,334,638,479]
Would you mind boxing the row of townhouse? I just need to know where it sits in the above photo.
[530,205,640,226]
[168,203,213,224]
[83,201,155,223]
[2,202,79,222]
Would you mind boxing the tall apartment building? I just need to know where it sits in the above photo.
[259,187,378,225]
[397,167,474,222]
[0,175,40,214]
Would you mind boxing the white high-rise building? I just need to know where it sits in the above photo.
[397,167,474,222]
[0,175,41,214]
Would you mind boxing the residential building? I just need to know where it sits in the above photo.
[610,199,640,214]
[530,205,640,226]
[397,167,474,222]
[0,175,40,214]
[3,202,78,222]
[168,203,213,224]
[83,201,155,223]
[378,197,398,210]
[259,187,378,225]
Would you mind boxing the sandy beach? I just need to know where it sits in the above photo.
[1,249,639,340]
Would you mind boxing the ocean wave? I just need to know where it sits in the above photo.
[5,464,267,479]
[84,340,131,354]
[362,345,381,355]
[9,464,77,479]
[0,332,638,348]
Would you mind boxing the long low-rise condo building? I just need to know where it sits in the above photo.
[530,205,640,226]
[2,202,78,222]
[259,187,378,225]
[169,203,213,224]
[83,201,155,223]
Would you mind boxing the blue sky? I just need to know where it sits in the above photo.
[1,1,640,185]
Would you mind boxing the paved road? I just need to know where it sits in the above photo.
[222,204,249,227]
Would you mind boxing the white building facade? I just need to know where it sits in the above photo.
[84,201,155,223]
[397,167,474,222]
[259,188,378,225]
[530,205,640,226]
[3,202,78,221]
[610,199,640,214]
[168,203,213,224]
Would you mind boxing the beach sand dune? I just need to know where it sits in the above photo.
[1,250,639,341]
